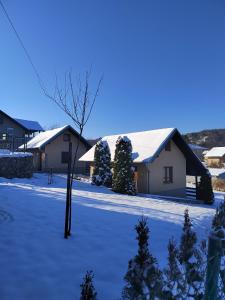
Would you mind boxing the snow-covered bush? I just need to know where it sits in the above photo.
[212,201,225,297]
[197,172,214,204]
[162,238,185,299]
[112,136,136,195]
[80,271,97,300]
[92,140,112,187]
[178,209,205,299]
[122,217,162,299]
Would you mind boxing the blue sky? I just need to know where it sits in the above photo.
[0,0,225,138]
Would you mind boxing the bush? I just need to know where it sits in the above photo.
[212,178,225,192]
[112,136,136,195]
[197,173,214,204]
[80,271,97,300]
[122,217,162,299]
[92,140,112,187]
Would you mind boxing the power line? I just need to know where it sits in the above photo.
[0,0,45,91]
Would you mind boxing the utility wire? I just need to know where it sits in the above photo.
[0,0,45,91]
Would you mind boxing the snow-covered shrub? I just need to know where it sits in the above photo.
[212,201,225,297]
[92,140,112,187]
[112,136,136,195]
[122,217,162,299]
[80,271,97,300]
[179,209,205,299]
[162,238,185,299]
[197,172,214,204]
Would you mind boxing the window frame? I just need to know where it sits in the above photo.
[163,166,173,184]
[63,133,71,142]
[61,151,69,164]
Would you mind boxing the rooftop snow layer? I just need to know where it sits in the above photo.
[208,168,225,178]
[0,152,32,158]
[205,147,225,158]
[79,128,175,163]
[15,118,43,131]
[188,144,207,150]
[22,126,68,149]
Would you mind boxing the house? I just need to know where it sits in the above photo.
[79,128,207,197]
[0,109,43,150]
[188,144,208,161]
[21,125,90,173]
[205,147,225,168]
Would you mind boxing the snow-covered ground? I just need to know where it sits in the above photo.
[0,174,223,300]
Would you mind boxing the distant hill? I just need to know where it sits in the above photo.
[183,129,225,149]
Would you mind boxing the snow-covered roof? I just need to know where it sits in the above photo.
[21,126,68,149]
[80,128,176,163]
[15,118,43,131]
[208,168,225,178]
[205,147,225,158]
[0,151,32,158]
[21,125,90,150]
[188,144,207,150]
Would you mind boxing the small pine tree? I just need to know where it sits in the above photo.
[162,238,185,299]
[212,201,225,297]
[212,200,225,238]
[92,140,112,187]
[179,209,204,299]
[197,172,214,205]
[80,271,97,300]
[122,217,162,299]
[112,136,136,195]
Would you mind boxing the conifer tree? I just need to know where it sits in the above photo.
[92,140,112,187]
[163,238,185,299]
[212,201,225,297]
[179,209,204,299]
[80,271,97,300]
[197,172,214,204]
[122,217,162,299]
[112,136,136,195]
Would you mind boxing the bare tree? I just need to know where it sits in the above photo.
[45,70,102,238]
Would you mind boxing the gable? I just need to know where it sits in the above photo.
[25,125,90,150]
[0,110,27,136]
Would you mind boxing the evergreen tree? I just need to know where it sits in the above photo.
[212,201,225,297]
[80,271,97,300]
[212,200,225,237]
[92,140,112,187]
[197,172,214,205]
[122,217,162,299]
[179,209,204,299]
[163,238,185,299]
[112,136,136,195]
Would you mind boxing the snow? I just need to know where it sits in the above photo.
[208,168,225,179]
[0,173,222,299]
[15,118,43,131]
[21,126,68,149]
[205,147,225,158]
[188,144,207,150]
[0,151,32,158]
[80,127,175,163]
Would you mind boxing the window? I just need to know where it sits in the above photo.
[63,134,71,142]
[165,141,171,151]
[61,152,69,164]
[0,117,3,124]
[7,128,14,136]
[163,166,173,184]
